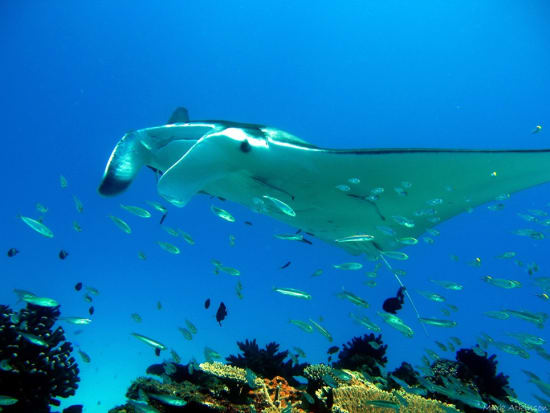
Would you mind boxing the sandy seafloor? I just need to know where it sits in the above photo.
[1,1,550,412]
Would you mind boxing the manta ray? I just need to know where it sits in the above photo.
[99,107,550,259]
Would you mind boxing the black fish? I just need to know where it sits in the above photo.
[160,213,167,225]
[280,261,291,269]
[7,248,19,257]
[327,345,339,354]
[382,286,406,314]
[216,302,227,326]
[88,306,94,315]
[204,298,211,309]
[74,282,83,291]
[154,348,161,357]
[244,221,253,226]
[301,238,313,245]
[59,250,69,260]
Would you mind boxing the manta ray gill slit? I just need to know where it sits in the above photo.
[251,176,295,200]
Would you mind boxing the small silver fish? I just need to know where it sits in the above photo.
[73,195,84,213]
[147,201,168,214]
[59,174,68,189]
[274,287,311,300]
[19,332,48,347]
[210,205,235,222]
[262,195,296,217]
[22,295,59,308]
[309,319,333,342]
[333,262,363,270]
[78,349,91,363]
[178,327,193,341]
[335,234,375,243]
[62,317,92,325]
[0,395,18,406]
[378,312,414,338]
[109,215,131,234]
[482,276,521,289]
[289,319,313,333]
[131,332,166,350]
[120,204,151,218]
[157,241,180,254]
[20,216,54,238]
[381,250,409,260]
[418,317,457,328]
[185,319,197,334]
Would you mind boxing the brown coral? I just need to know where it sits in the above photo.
[248,376,307,412]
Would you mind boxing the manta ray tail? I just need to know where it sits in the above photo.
[380,255,430,337]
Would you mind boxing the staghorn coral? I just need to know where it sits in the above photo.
[226,339,306,386]
[332,334,387,378]
[0,303,79,412]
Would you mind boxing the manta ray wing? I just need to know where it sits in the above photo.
[153,129,550,256]
[99,113,550,257]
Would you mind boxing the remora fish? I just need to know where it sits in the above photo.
[62,317,92,325]
[98,107,550,261]
[273,287,312,300]
[131,332,167,350]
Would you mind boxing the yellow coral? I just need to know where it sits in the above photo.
[330,382,458,413]
[199,362,248,384]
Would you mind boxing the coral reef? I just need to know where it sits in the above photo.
[425,348,532,413]
[199,361,249,385]
[332,334,388,378]
[455,348,512,402]
[108,359,460,413]
[324,381,457,413]
[226,339,306,386]
[107,340,536,413]
[388,361,421,388]
[0,303,80,412]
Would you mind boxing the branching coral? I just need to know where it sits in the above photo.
[332,334,388,378]
[424,349,533,413]
[0,303,80,412]
[226,339,306,386]
[455,348,513,402]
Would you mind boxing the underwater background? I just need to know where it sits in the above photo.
[1,1,550,411]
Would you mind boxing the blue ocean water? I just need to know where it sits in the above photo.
[1,1,549,411]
